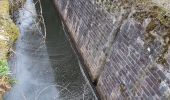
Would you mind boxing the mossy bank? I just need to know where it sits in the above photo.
[0,0,19,98]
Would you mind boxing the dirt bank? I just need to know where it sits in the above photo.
[0,0,19,99]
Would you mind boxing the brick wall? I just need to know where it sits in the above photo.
[54,0,170,99]
[97,19,170,99]
[54,0,122,81]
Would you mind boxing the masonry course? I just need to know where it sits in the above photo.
[54,0,170,99]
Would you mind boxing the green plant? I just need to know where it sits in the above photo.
[0,60,10,76]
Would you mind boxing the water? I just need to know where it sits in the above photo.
[4,0,97,100]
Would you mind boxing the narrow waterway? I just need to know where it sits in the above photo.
[4,0,97,100]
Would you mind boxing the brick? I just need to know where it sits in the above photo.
[167,79,170,87]
[122,91,130,98]
[146,85,155,95]
[122,42,129,52]
[149,75,158,86]
[120,34,130,46]
[132,66,138,75]
[126,65,131,71]
[129,74,136,83]
[118,43,129,56]
[141,86,150,96]
[121,32,130,41]
[146,77,154,87]
[122,69,127,76]
[133,43,143,53]
[151,71,160,81]
[114,54,121,64]
[153,85,161,96]
[157,70,166,80]
[141,93,148,100]
[127,56,136,67]
[131,52,139,62]
[139,56,147,66]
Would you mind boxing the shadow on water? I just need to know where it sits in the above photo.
[4,0,97,100]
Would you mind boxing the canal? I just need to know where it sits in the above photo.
[4,0,97,99]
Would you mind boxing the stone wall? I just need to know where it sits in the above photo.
[54,0,122,81]
[54,0,170,99]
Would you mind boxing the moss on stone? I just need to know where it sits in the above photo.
[131,1,170,66]
[96,0,170,66]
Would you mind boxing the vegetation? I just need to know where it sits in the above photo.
[0,60,10,76]
[0,60,11,99]
[0,0,19,59]
[0,0,20,98]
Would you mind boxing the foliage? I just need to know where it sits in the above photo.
[0,60,10,76]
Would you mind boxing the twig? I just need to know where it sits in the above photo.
[34,83,72,100]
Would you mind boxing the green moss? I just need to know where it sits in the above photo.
[96,0,114,12]
[144,20,157,45]
[149,5,170,27]
[156,30,170,66]
[131,1,170,66]
[156,56,168,66]
[146,21,157,32]
[132,12,148,22]
[119,83,126,93]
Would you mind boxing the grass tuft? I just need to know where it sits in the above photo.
[0,60,10,76]
[0,59,11,98]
